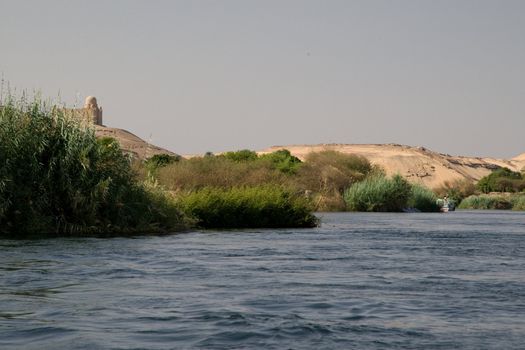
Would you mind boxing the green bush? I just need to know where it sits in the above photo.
[175,186,318,228]
[154,150,375,212]
[0,98,186,237]
[477,168,524,193]
[344,174,412,212]
[511,195,525,211]
[259,149,302,174]
[458,194,513,210]
[156,155,290,191]
[221,149,258,162]
[145,153,181,169]
[408,184,441,212]
[434,179,476,205]
[297,151,374,211]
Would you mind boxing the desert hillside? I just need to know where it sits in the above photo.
[259,144,525,189]
[96,123,524,189]
[512,152,525,162]
[95,125,176,159]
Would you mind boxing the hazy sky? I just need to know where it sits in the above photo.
[1,0,524,158]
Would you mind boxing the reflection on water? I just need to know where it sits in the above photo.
[1,210,524,349]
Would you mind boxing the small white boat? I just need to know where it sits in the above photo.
[436,198,455,212]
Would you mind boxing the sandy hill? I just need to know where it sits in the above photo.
[95,125,176,159]
[95,124,524,189]
[512,152,525,162]
[258,144,525,189]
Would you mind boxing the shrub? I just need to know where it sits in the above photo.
[408,184,441,212]
[154,150,376,212]
[259,149,302,174]
[295,151,375,211]
[477,168,523,193]
[0,98,186,236]
[221,149,258,162]
[175,186,318,228]
[156,156,289,191]
[511,195,525,211]
[145,153,181,169]
[298,151,373,195]
[434,179,476,205]
[344,174,412,212]
[458,194,512,210]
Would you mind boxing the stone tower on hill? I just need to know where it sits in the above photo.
[82,96,103,125]
[65,96,103,126]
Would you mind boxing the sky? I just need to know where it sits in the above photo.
[1,0,524,158]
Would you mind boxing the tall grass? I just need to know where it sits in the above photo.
[294,151,375,211]
[344,174,412,212]
[458,193,525,210]
[175,186,318,228]
[510,195,525,211]
[152,150,376,212]
[458,194,513,210]
[433,179,476,206]
[156,156,290,190]
[0,97,187,237]
[408,184,441,212]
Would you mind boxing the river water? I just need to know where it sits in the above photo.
[1,211,524,349]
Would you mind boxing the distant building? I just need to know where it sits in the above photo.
[76,96,103,125]
[65,96,103,126]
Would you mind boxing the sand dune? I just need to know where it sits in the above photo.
[259,144,525,189]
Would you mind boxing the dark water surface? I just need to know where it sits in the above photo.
[1,211,525,349]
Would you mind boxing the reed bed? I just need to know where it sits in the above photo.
[175,186,318,228]
[0,97,186,237]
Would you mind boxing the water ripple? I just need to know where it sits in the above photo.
[1,211,525,349]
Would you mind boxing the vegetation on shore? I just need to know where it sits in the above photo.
[149,149,379,212]
[0,97,319,236]
[11,94,524,237]
[434,179,476,205]
[438,168,525,210]
[476,167,525,193]
[148,149,442,213]
[0,98,188,237]
[175,186,318,228]
[458,193,525,210]
[343,175,440,212]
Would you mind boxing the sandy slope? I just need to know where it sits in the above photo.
[95,123,523,189]
[259,144,525,189]
[512,152,525,162]
[95,125,176,159]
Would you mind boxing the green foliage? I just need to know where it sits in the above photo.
[457,193,525,211]
[219,149,301,174]
[408,184,441,212]
[156,155,289,191]
[510,195,525,211]
[0,98,186,237]
[458,194,513,210]
[221,149,258,162]
[344,174,412,212]
[434,179,476,205]
[259,149,302,174]
[175,186,318,228]
[297,151,374,211]
[153,149,378,212]
[477,168,525,193]
[145,153,181,169]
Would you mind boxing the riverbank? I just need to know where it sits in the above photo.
[0,98,316,237]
